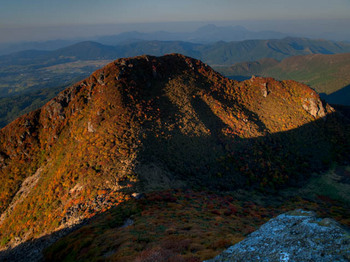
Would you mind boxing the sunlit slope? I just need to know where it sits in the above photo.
[219,53,350,105]
[0,54,348,250]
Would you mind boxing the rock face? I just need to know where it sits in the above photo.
[206,210,350,262]
[302,97,328,118]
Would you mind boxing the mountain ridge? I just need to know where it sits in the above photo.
[219,52,350,105]
[0,24,288,55]
[0,54,349,260]
[1,36,350,123]
[3,37,350,68]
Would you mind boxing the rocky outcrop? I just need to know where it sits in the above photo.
[302,97,327,118]
[0,168,42,226]
[206,209,350,262]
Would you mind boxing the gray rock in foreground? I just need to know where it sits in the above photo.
[205,209,350,262]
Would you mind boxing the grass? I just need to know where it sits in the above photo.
[44,188,350,261]
[0,54,349,257]
[217,53,350,98]
[298,165,350,205]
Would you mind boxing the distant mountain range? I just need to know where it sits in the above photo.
[2,37,350,68]
[0,24,288,56]
[1,37,350,127]
[218,53,350,105]
[96,24,288,45]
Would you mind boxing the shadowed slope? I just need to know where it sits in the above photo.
[321,84,350,106]
[0,54,348,253]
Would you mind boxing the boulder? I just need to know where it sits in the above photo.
[205,209,350,262]
[302,98,326,118]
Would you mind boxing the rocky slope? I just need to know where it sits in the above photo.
[206,209,350,262]
[0,54,349,260]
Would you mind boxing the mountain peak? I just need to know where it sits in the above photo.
[0,54,348,255]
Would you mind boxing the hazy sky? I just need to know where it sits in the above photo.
[1,0,350,43]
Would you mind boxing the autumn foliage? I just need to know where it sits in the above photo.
[0,54,349,250]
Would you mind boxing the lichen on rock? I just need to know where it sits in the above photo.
[205,209,350,262]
